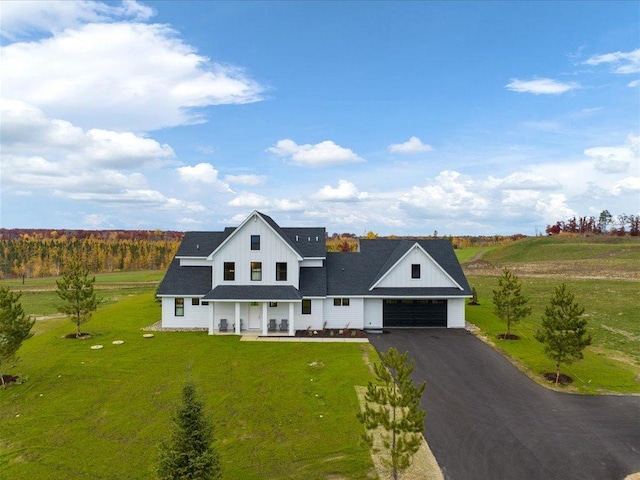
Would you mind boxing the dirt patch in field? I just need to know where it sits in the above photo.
[463,261,639,280]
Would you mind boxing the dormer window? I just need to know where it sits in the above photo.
[411,264,421,279]
[251,235,260,250]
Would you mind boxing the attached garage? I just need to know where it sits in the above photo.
[383,299,447,327]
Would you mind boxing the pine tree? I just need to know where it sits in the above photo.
[157,381,221,480]
[535,284,591,385]
[0,287,35,387]
[492,268,531,338]
[56,261,98,338]
[358,347,426,480]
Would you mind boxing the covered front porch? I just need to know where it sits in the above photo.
[202,285,302,336]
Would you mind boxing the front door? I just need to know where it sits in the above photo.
[249,302,261,330]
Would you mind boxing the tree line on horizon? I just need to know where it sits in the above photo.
[0,231,181,280]
[545,211,640,236]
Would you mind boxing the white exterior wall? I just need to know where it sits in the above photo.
[447,298,466,328]
[212,217,301,287]
[322,298,364,329]
[299,299,324,330]
[161,297,209,328]
[363,299,383,328]
[376,247,458,289]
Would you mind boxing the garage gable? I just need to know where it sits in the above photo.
[370,242,462,290]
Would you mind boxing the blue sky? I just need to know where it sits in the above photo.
[1,1,638,235]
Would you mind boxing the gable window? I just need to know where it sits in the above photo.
[175,298,184,316]
[224,262,235,281]
[333,298,350,306]
[192,298,200,306]
[411,264,421,279]
[276,262,287,281]
[302,299,311,315]
[251,235,260,250]
[251,262,262,281]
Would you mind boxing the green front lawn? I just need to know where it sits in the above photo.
[466,275,640,394]
[0,293,376,479]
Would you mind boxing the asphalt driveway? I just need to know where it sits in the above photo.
[367,329,640,480]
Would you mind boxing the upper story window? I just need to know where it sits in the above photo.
[251,262,262,281]
[276,262,287,281]
[175,298,184,316]
[411,264,421,279]
[333,298,350,306]
[251,235,260,250]
[224,262,235,281]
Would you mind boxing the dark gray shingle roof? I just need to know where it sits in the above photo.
[299,266,327,296]
[157,259,212,296]
[326,239,471,297]
[176,231,232,257]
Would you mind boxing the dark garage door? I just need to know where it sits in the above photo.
[383,299,447,327]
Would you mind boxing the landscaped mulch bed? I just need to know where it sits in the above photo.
[64,333,92,339]
[295,328,368,338]
[1,375,19,386]
[543,373,573,385]
[496,333,520,340]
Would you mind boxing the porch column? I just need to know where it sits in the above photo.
[262,302,268,336]
[235,302,241,334]
[288,302,295,336]
[208,302,214,335]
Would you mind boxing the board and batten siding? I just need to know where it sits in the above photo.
[211,217,301,287]
[161,297,209,328]
[447,298,465,328]
[376,247,459,289]
[322,298,364,329]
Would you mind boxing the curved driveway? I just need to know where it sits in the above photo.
[367,329,640,480]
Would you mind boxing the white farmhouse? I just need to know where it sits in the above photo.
[157,211,472,335]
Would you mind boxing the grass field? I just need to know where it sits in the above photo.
[0,292,377,479]
[458,235,640,394]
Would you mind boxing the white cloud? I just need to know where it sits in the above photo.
[1,22,264,131]
[228,193,269,208]
[628,80,640,88]
[0,98,174,169]
[388,136,433,154]
[534,194,576,224]
[316,180,368,201]
[0,0,154,39]
[496,172,560,190]
[83,213,113,228]
[505,78,579,95]
[176,163,231,191]
[611,177,640,195]
[584,49,640,74]
[267,139,364,166]
[584,134,639,174]
[270,199,307,212]
[224,174,266,186]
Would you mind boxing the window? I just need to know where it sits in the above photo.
[192,298,200,306]
[333,298,341,306]
[251,235,260,250]
[276,262,287,281]
[334,298,350,306]
[224,262,235,281]
[342,298,350,306]
[251,262,262,281]
[269,302,278,308]
[175,298,184,316]
[411,264,421,279]
[302,299,311,314]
